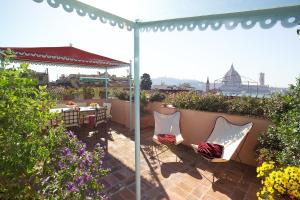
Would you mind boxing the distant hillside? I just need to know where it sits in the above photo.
[152,77,207,90]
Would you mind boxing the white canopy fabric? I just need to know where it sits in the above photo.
[33,0,300,32]
[31,1,300,199]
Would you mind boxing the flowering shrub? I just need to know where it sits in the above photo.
[257,162,300,200]
[41,129,109,199]
[0,53,109,199]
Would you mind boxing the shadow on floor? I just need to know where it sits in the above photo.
[75,122,260,200]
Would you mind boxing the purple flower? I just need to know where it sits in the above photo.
[79,160,85,169]
[99,160,103,165]
[75,176,83,186]
[78,147,86,156]
[58,161,64,169]
[101,194,108,200]
[67,130,75,138]
[62,147,71,157]
[83,172,92,183]
[84,154,92,166]
[67,182,79,193]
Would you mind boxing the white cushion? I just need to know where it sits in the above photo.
[153,111,183,145]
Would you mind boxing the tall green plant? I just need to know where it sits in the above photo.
[0,61,55,197]
[0,54,108,199]
[257,77,300,165]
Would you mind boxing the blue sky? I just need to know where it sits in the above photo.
[0,0,299,87]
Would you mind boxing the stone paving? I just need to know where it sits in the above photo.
[78,122,260,200]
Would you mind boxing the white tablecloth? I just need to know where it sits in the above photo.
[50,106,99,113]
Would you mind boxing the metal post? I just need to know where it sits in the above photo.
[247,81,250,95]
[105,67,108,101]
[0,59,4,69]
[256,83,259,97]
[133,22,141,200]
[129,61,133,133]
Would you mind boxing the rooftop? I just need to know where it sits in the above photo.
[79,122,259,200]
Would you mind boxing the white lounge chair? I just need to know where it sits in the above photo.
[191,116,253,163]
[152,111,184,164]
[153,111,184,145]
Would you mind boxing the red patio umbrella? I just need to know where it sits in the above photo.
[0,46,129,69]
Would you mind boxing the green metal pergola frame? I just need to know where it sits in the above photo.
[30,1,300,199]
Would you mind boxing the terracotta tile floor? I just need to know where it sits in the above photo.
[78,123,260,200]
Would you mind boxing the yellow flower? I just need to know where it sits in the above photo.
[256,162,300,200]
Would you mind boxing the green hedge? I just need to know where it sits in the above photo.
[164,92,269,118]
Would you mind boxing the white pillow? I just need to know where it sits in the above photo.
[153,111,183,145]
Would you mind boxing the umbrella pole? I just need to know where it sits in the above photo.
[129,61,133,133]
[105,67,108,101]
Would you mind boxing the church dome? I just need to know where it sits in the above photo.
[223,64,242,86]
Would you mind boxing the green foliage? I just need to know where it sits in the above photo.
[227,96,267,116]
[149,91,166,102]
[140,90,148,112]
[0,58,108,198]
[112,89,133,101]
[140,73,152,90]
[0,48,16,68]
[165,92,267,116]
[257,77,300,166]
[82,86,95,99]
[0,62,55,198]
[64,87,79,100]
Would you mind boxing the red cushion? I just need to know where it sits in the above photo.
[88,115,96,127]
[197,142,224,159]
[157,134,176,144]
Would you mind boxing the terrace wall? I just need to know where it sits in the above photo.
[60,99,270,166]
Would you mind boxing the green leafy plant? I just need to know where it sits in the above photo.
[63,87,79,100]
[257,77,300,166]
[0,53,108,199]
[149,91,166,102]
[111,89,133,101]
[0,61,55,198]
[227,96,267,116]
[164,92,269,117]
[82,86,95,99]
[140,90,149,113]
